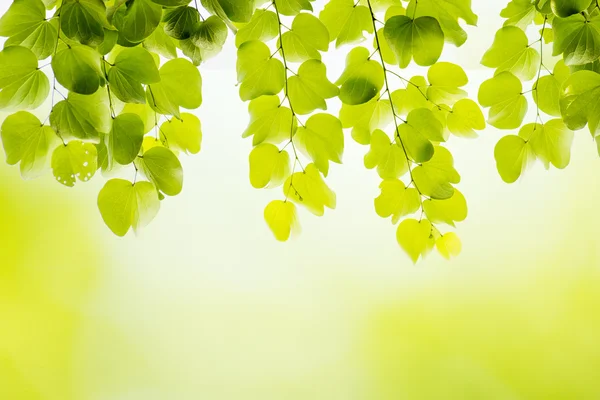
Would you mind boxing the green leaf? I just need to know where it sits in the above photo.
[553,13,600,66]
[528,119,574,169]
[283,163,336,216]
[108,113,145,165]
[340,97,393,145]
[364,129,408,179]
[287,60,339,115]
[447,99,486,138]
[112,0,162,43]
[0,46,49,110]
[144,23,178,59]
[481,26,541,81]
[478,71,528,129]
[412,146,460,200]
[374,179,421,224]
[97,29,119,55]
[264,200,300,242]
[52,45,103,95]
[533,59,570,117]
[423,189,467,227]
[98,179,160,236]
[427,62,468,105]
[163,6,200,40]
[147,58,203,118]
[501,0,537,29]
[1,111,58,179]
[551,0,593,17]
[560,69,600,136]
[384,15,444,68]
[295,113,344,176]
[405,0,478,47]
[336,46,384,105]
[60,0,108,46]
[235,9,279,47]
[51,141,97,186]
[494,134,536,183]
[236,40,285,101]
[160,113,202,154]
[398,112,436,163]
[376,27,397,65]
[0,0,58,59]
[187,15,228,62]
[108,47,160,103]
[275,0,315,16]
[201,0,255,23]
[122,102,155,134]
[279,13,329,62]
[243,95,294,145]
[396,218,433,263]
[150,0,192,5]
[436,232,462,260]
[50,91,112,142]
[249,143,290,188]
[390,76,431,116]
[407,107,445,143]
[138,146,183,196]
[319,0,373,47]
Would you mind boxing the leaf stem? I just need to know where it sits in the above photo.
[273,0,305,202]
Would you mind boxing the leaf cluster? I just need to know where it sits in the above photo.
[480,0,600,183]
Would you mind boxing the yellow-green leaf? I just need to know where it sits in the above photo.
[243,95,294,145]
[481,26,541,81]
[478,71,528,129]
[160,113,202,155]
[436,232,462,260]
[396,218,433,263]
[236,40,285,101]
[374,179,421,224]
[494,134,536,183]
[364,129,408,179]
[288,60,338,115]
[97,179,160,236]
[294,113,344,176]
[249,143,290,188]
[283,163,336,216]
[1,111,58,179]
[51,141,97,187]
[264,200,300,241]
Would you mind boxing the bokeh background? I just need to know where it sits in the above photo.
[1,1,599,399]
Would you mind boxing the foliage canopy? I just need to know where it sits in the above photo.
[0,0,596,263]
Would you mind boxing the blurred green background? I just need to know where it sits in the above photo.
[1,1,600,399]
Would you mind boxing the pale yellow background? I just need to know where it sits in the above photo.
[1,1,599,399]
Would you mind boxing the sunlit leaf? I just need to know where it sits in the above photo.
[236,40,285,101]
[288,60,338,115]
[396,218,433,263]
[264,200,300,241]
[98,179,160,236]
[336,46,384,105]
[374,179,421,224]
[478,71,528,129]
[1,111,58,179]
[283,163,336,216]
[160,113,202,154]
[51,141,97,186]
[249,143,290,188]
[294,113,344,176]
[0,46,49,110]
[319,0,373,47]
[384,15,444,68]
